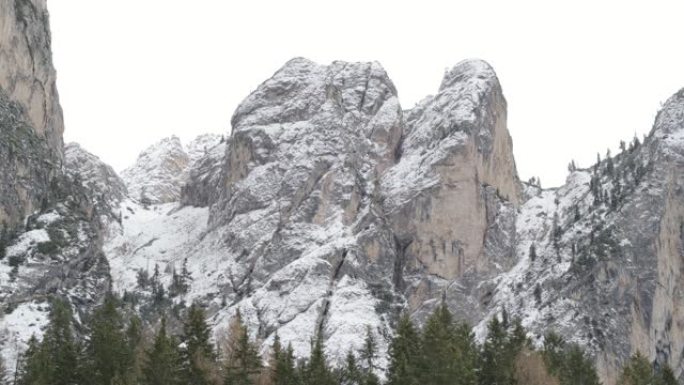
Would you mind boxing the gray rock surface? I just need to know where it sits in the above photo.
[2,7,684,383]
[0,0,63,229]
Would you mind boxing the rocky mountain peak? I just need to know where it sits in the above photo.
[65,142,127,209]
[121,134,222,204]
[231,58,397,132]
[652,88,684,143]
[439,58,499,91]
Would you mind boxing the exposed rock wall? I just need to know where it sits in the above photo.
[0,0,63,228]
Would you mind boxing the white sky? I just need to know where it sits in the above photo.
[49,0,684,187]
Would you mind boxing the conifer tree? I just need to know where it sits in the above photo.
[479,315,511,385]
[180,303,217,385]
[453,320,478,385]
[40,298,80,385]
[386,314,421,385]
[142,318,182,385]
[302,336,335,385]
[137,268,150,289]
[655,364,677,385]
[618,351,654,385]
[86,294,130,385]
[125,315,145,385]
[272,340,297,385]
[542,331,566,376]
[170,259,191,297]
[340,350,362,385]
[17,334,46,385]
[222,310,261,385]
[561,344,600,385]
[529,243,537,261]
[360,326,378,373]
[420,303,477,385]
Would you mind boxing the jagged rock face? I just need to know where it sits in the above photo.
[0,169,112,369]
[0,5,112,371]
[122,135,222,204]
[475,89,684,384]
[0,0,63,228]
[65,143,128,209]
[204,58,404,362]
[181,135,227,207]
[380,60,520,321]
[122,136,190,204]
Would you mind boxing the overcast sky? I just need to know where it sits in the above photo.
[49,0,684,187]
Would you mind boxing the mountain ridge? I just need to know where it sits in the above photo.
[1,8,684,383]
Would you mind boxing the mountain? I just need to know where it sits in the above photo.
[121,134,223,204]
[2,3,684,384]
[0,0,64,231]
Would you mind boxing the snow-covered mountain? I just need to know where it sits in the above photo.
[2,3,684,384]
[121,134,222,204]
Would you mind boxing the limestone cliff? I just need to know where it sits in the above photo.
[0,0,63,228]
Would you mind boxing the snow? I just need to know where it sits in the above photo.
[35,212,61,226]
[105,199,210,293]
[5,229,50,258]
[0,301,49,374]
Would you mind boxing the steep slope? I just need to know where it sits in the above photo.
[0,2,115,368]
[104,57,522,370]
[477,88,684,383]
[0,0,63,229]
[381,60,520,323]
[181,135,228,207]
[0,143,113,370]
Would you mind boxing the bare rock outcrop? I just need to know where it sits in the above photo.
[0,0,63,228]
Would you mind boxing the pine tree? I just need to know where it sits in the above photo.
[606,149,614,176]
[655,364,677,385]
[151,264,165,304]
[359,326,377,373]
[561,344,600,385]
[142,318,182,385]
[452,320,478,385]
[181,258,192,291]
[86,294,130,385]
[125,315,145,385]
[618,351,654,385]
[170,259,191,297]
[41,298,80,385]
[17,334,47,385]
[340,350,362,385]
[534,284,542,305]
[272,340,297,385]
[507,319,529,354]
[541,331,565,376]
[386,314,421,385]
[137,268,150,289]
[479,315,510,385]
[421,303,477,385]
[302,336,335,385]
[222,310,261,385]
[180,303,217,385]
